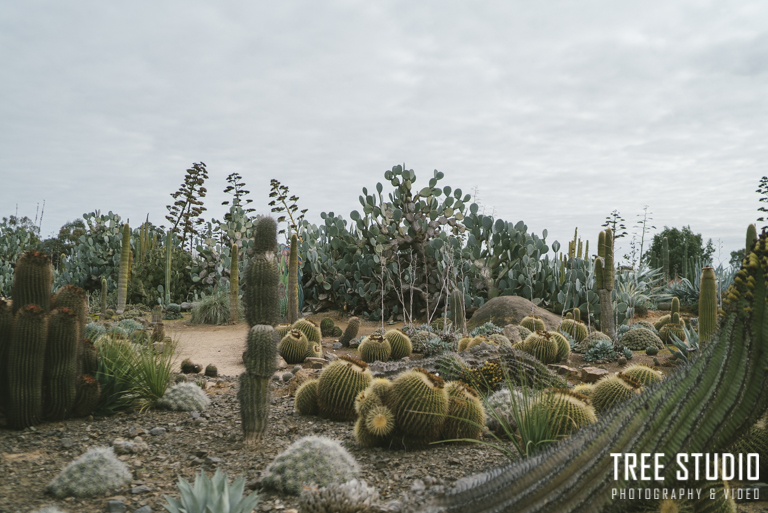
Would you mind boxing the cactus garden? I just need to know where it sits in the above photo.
[2,168,768,513]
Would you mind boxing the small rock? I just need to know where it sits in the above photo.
[191,412,200,419]
[134,507,152,513]
[547,365,580,378]
[149,427,166,436]
[105,500,127,513]
[206,456,222,465]
[131,484,153,494]
[332,342,342,349]
[60,437,75,448]
[275,356,288,370]
[411,479,426,492]
[580,367,610,383]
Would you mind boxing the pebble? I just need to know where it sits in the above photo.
[134,507,152,513]
[131,485,153,494]
[105,500,127,513]
[149,427,166,436]
[332,342,342,349]
[59,437,75,448]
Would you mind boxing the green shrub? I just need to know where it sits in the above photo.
[190,289,237,325]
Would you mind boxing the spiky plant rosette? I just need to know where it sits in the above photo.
[163,468,260,513]
[157,382,211,411]
[47,447,132,498]
[260,436,360,495]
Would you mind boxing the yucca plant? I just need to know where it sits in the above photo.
[163,469,260,513]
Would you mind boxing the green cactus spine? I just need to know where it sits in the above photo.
[589,372,643,414]
[384,329,412,360]
[288,233,299,324]
[44,308,79,421]
[294,379,320,415]
[317,356,373,421]
[100,277,108,320]
[387,368,449,447]
[339,316,360,347]
[7,305,48,429]
[365,404,396,438]
[244,217,279,327]
[12,251,52,315]
[520,331,558,364]
[116,222,130,314]
[230,243,239,324]
[164,230,173,306]
[239,324,278,444]
[292,318,321,343]
[699,266,718,346]
[441,381,485,441]
[278,329,308,364]
[359,334,391,363]
[663,236,670,281]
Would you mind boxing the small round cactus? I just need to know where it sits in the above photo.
[317,356,373,421]
[528,389,597,438]
[292,318,322,344]
[520,315,546,332]
[548,331,571,362]
[320,317,335,337]
[331,326,343,337]
[365,405,396,437]
[387,367,449,445]
[305,342,323,359]
[571,383,595,398]
[260,436,360,495]
[295,379,320,416]
[574,331,611,353]
[358,334,391,363]
[646,346,659,356]
[384,329,412,360]
[520,331,559,364]
[298,478,380,513]
[592,373,643,414]
[621,328,664,351]
[204,364,218,378]
[157,382,211,411]
[622,364,663,386]
[441,381,485,441]
[339,317,360,347]
[276,323,293,338]
[457,336,473,352]
[278,329,309,364]
[47,447,132,498]
[487,333,512,349]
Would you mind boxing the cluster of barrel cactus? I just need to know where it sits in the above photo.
[358,329,412,363]
[295,356,373,421]
[1,251,100,429]
[558,307,587,342]
[260,436,359,495]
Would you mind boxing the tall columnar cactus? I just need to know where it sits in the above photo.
[7,305,48,429]
[662,235,670,281]
[164,230,173,305]
[699,266,718,345]
[44,308,79,421]
[52,285,88,375]
[244,217,279,327]
[595,228,616,341]
[288,233,299,324]
[12,251,53,315]
[0,300,14,412]
[449,289,465,331]
[238,325,278,445]
[747,223,758,252]
[230,243,239,324]
[410,230,768,513]
[116,222,130,314]
[100,277,108,320]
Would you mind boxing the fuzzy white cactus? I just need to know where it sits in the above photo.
[299,479,385,513]
[260,436,359,495]
[157,382,211,411]
[47,447,131,498]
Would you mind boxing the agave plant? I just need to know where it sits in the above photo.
[668,322,699,362]
[162,469,259,513]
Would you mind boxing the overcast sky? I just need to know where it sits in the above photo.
[2,1,766,265]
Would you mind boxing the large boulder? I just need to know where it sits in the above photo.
[467,296,561,331]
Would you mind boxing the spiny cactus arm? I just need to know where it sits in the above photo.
[116,222,130,314]
[417,238,768,513]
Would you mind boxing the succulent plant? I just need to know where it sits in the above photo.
[645,346,659,356]
[595,228,616,341]
[441,381,485,441]
[591,373,643,413]
[71,374,101,417]
[7,304,47,429]
[449,289,465,330]
[571,383,594,398]
[243,217,279,328]
[288,233,300,324]
[729,414,768,480]
[230,242,240,324]
[47,447,131,498]
[298,478,381,513]
[519,331,558,364]
[548,331,571,362]
[162,469,260,513]
[278,329,309,364]
[339,317,360,347]
[275,323,292,338]
[634,320,658,333]
[358,334,392,363]
[260,436,360,495]
[305,342,323,359]
[384,329,412,360]
[520,315,545,332]
[487,333,512,348]
[387,367,449,448]
[516,325,532,340]
[484,387,523,437]
[331,326,343,337]
[320,317,335,337]
[239,325,278,445]
[583,339,617,363]
[457,336,473,352]
[528,389,597,438]
[317,356,373,421]
[659,321,685,345]
[572,331,611,354]
[621,328,664,351]
[13,250,53,315]
[459,361,504,395]
[43,308,79,421]
[181,358,201,374]
[291,318,321,344]
[622,364,663,386]
[295,379,320,416]
[558,308,587,342]
[157,382,211,411]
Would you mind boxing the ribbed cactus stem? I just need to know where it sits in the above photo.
[7,305,48,429]
[44,308,79,421]
[450,290,464,330]
[100,278,108,320]
[164,230,173,305]
[288,233,299,324]
[596,228,615,341]
[0,300,13,413]
[230,243,239,324]
[662,236,670,281]
[244,217,279,327]
[747,224,757,253]
[11,251,53,315]
[239,325,278,445]
[699,266,718,345]
[414,231,768,513]
[116,222,130,314]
